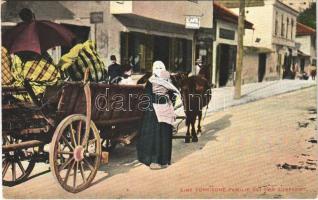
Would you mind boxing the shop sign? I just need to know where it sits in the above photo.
[185,16,200,29]
[90,12,104,24]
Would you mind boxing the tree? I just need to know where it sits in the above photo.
[298,2,316,29]
[234,0,245,99]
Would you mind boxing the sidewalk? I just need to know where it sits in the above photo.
[207,79,316,113]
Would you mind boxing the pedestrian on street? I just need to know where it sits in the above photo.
[137,61,180,170]
[195,58,211,82]
[193,58,201,75]
[108,55,123,83]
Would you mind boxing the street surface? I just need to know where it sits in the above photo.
[3,82,317,198]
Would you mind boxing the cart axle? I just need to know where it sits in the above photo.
[3,140,43,152]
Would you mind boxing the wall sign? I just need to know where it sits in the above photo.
[90,12,104,24]
[185,16,200,29]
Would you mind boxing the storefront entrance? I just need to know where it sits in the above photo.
[216,44,237,87]
[258,53,267,82]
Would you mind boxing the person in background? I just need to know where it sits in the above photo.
[119,65,134,85]
[137,61,180,170]
[195,58,202,75]
[195,58,211,82]
[108,55,123,83]
[19,8,35,22]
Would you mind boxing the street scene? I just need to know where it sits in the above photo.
[1,0,317,199]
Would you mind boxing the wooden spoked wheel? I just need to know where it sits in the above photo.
[2,134,36,186]
[50,114,101,193]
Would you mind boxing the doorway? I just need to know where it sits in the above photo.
[300,58,305,72]
[258,53,267,82]
[217,44,237,87]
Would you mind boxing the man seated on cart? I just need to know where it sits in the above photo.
[108,55,124,84]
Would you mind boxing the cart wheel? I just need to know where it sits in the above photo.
[50,114,101,193]
[2,134,36,186]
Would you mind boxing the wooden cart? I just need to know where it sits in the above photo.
[2,77,145,193]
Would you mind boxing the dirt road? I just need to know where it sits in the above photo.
[3,87,317,198]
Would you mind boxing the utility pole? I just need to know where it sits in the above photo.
[234,0,245,99]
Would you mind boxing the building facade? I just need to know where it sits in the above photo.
[280,0,316,12]
[2,1,213,78]
[212,3,254,87]
[231,0,299,80]
[295,22,316,74]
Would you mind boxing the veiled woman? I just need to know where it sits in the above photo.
[137,61,180,169]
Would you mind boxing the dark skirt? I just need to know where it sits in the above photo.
[136,82,173,166]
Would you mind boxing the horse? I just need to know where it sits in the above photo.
[179,75,212,142]
[137,69,212,143]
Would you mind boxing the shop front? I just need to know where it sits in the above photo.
[115,14,195,74]
[120,31,193,73]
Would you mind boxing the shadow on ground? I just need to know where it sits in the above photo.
[93,114,232,185]
[8,114,232,189]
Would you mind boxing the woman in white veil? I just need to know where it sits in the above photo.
[136,61,180,169]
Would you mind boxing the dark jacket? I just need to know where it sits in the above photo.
[108,63,123,83]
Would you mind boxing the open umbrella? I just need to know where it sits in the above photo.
[2,20,76,54]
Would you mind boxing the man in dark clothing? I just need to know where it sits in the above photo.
[108,55,123,83]
[196,59,211,83]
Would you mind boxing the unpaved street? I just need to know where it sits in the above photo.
[3,87,317,198]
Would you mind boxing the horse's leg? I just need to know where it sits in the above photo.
[185,117,191,143]
[197,111,202,136]
[191,119,198,142]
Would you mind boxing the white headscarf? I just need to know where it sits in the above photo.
[149,61,181,96]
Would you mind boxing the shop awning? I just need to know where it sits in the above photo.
[298,50,310,57]
[244,46,274,54]
[114,14,195,40]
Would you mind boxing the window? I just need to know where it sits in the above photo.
[312,59,317,66]
[281,15,284,37]
[275,12,278,36]
[286,18,289,38]
[170,38,192,72]
[120,32,151,73]
[291,19,294,39]
[219,28,235,40]
[120,32,192,73]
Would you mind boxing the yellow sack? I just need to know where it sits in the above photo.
[12,55,60,96]
[58,40,107,82]
[1,47,14,85]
